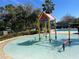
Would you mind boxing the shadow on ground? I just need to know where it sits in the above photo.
[17,38,79,47]
[17,40,39,46]
[34,40,63,49]
[74,33,79,34]
[50,40,62,47]
[60,39,79,46]
[70,39,79,46]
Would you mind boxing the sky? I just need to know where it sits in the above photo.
[0,0,79,21]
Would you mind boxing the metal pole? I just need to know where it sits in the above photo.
[68,24,71,45]
[54,19,57,40]
[48,17,51,43]
[45,21,46,33]
[38,13,43,41]
[38,19,41,41]
[45,21,47,39]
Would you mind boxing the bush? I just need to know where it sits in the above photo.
[30,30,38,34]
[0,30,38,41]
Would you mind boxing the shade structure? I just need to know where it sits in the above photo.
[44,13,55,21]
[40,12,55,21]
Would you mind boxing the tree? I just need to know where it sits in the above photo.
[57,15,77,28]
[27,9,41,26]
[13,4,33,32]
[61,15,75,23]
[42,0,55,13]
[0,7,5,21]
[0,4,41,33]
[0,20,5,31]
[5,4,15,14]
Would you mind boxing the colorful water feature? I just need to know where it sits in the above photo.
[4,31,79,59]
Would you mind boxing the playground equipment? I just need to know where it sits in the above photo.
[37,12,76,46]
[68,24,71,45]
[36,0,56,42]
[38,12,56,42]
[37,0,77,46]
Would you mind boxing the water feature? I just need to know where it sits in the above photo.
[4,31,79,59]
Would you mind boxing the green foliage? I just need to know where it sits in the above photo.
[0,4,41,33]
[42,0,55,13]
[0,20,5,29]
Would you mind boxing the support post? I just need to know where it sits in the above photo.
[68,24,71,45]
[54,19,57,40]
[48,17,51,43]
[38,19,41,41]
[38,12,43,41]
[45,21,47,33]
[45,21,47,39]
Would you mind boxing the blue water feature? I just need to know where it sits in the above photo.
[4,31,79,59]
